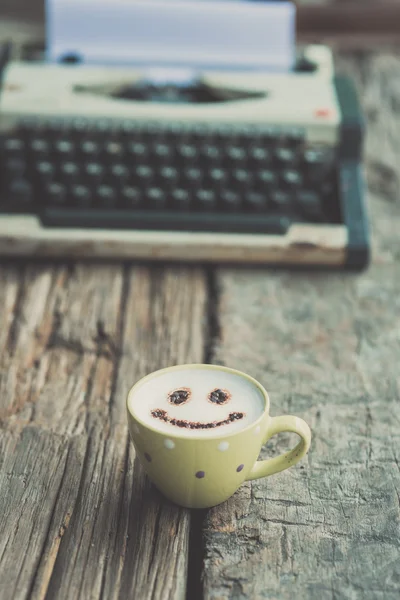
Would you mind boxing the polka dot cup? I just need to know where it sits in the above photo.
[126,364,311,509]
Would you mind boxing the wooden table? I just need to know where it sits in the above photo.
[1,25,400,599]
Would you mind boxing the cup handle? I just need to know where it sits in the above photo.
[246,415,311,481]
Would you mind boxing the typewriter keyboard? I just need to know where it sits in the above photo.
[0,118,341,233]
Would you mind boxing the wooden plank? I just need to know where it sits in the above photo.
[3,2,400,39]
[297,1,400,35]
[202,50,400,599]
[0,263,207,600]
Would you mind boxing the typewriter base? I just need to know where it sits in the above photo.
[0,215,353,268]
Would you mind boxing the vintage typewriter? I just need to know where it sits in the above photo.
[0,0,370,269]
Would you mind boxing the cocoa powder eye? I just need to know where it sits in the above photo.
[208,388,231,405]
[168,387,191,406]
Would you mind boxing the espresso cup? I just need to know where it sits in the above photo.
[126,364,311,509]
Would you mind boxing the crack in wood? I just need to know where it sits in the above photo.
[5,267,26,358]
[107,264,130,432]
[93,319,122,361]
[185,268,220,600]
[46,309,122,361]
[83,360,103,436]
[204,269,221,365]
[99,436,131,598]
[280,525,289,565]
[27,446,72,600]
[147,509,163,580]
[186,510,207,600]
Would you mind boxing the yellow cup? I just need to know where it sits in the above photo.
[126,364,311,509]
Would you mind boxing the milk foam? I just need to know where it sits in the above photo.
[129,366,265,438]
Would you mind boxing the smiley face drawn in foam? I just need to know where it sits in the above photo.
[131,367,265,439]
[150,387,245,430]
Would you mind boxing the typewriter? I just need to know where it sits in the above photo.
[0,0,370,269]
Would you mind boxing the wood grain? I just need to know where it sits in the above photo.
[0,263,207,600]
[297,1,400,35]
[201,50,400,599]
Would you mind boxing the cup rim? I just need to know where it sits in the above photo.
[126,363,270,440]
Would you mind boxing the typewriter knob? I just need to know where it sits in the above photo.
[209,168,228,186]
[61,162,80,184]
[110,164,129,185]
[30,138,49,157]
[274,147,296,166]
[160,166,179,185]
[136,165,154,182]
[184,167,203,187]
[201,144,222,161]
[270,190,292,211]
[97,185,117,208]
[226,146,247,163]
[232,169,252,188]
[282,169,303,189]
[256,170,277,190]
[195,189,216,211]
[153,143,173,162]
[220,189,241,211]
[246,191,268,212]
[81,140,100,158]
[121,186,142,208]
[146,187,167,209]
[297,190,324,221]
[45,182,67,206]
[35,161,55,185]
[85,163,105,185]
[249,146,271,166]
[2,137,25,160]
[55,140,75,158]
[128,142,149,159]
[71,184,92,208]
[178,144,198,162]
[172,188,191,210]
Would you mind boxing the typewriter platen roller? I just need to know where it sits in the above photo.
[0,2,369,269]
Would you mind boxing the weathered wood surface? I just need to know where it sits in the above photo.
[201,51,400,599]
[0,264,207,599]
[1,9,400,600]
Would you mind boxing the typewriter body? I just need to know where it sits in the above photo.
[0,0,369,269]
